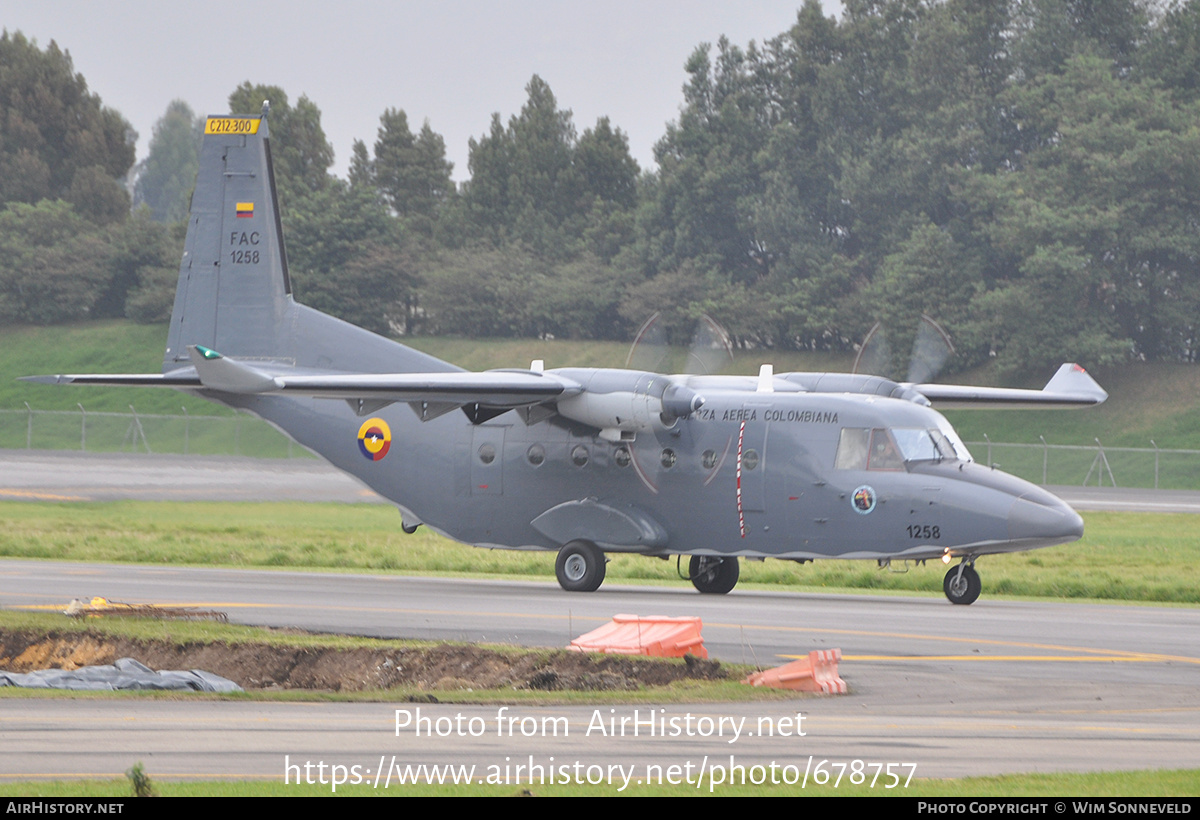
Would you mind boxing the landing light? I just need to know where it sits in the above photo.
[941,550,952,564]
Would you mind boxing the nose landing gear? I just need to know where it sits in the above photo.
[943,560,981,605]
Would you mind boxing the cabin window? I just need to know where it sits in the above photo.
[660,448,677,469]
[742,449,759,471]
[526,444,545,467]
[571,445,589,467]
[477,443,496,465]
[614,447,631,468]
[701,449,718,470]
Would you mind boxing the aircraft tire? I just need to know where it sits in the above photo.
[556,540,606,592]
[689,555,739,594]
[943,564,981,605]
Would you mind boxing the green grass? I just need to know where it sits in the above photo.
[1,767,1196,797]
[1,501,1198,603]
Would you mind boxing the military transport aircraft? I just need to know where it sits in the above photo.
[24,106,1108,605]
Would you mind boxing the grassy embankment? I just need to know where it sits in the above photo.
[1,501,1197,603]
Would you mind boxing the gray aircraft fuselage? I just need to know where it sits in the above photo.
[220,371,1079,564]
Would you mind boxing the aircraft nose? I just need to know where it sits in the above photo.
[1007,493,1084,544]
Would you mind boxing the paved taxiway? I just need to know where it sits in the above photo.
[1,451,1198,785]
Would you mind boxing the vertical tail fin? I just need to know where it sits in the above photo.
[164,104,458,377]
[164,107,290,371]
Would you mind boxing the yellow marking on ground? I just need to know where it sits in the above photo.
[817,654,1163,663]
[0,490,89,501]
[705,620,1200,665]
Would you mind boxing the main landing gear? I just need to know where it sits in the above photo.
[687,555,740,595]
[943,560,981,605]
[555,540,606,592]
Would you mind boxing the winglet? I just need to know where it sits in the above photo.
[915,362,1108,409]
[186,345,278,393]
[1043,363,1108,406]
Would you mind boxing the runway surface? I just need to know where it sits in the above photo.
[1,451,1198,787]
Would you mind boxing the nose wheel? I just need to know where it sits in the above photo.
[943,562,981,605]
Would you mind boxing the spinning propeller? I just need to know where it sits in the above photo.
[852,314,955,385]
[626,312,735,377]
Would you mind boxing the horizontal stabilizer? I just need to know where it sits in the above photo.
[188,345,279,393]
[20,371,201,388]
[915,363,1108,409]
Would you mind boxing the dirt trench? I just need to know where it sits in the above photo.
[0,630,726,693]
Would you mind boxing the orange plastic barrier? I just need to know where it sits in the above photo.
[569,614,708,659]
[743,649,846,694]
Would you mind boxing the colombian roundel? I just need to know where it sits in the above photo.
[852,485,876,515]
[357,418,391,462]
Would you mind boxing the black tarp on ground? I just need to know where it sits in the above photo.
[0,657,242,691]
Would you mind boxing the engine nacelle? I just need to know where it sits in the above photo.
[551,368,703,441]
[780,372,931,406]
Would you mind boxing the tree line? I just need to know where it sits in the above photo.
[4,1,1200,378]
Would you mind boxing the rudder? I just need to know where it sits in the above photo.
[164,106,290,372]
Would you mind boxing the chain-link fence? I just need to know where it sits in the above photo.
[0,406,313,459]
[965,437,1199,490]
[3,406,1198,489]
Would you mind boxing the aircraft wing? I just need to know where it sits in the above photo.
[914,363,1108,409]
[184,345,580,412]
[271,372,578,406]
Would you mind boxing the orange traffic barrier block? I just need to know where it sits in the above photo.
[743,649,846,694]
[569,614,708,659]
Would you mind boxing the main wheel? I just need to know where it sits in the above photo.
[689,555,740,594]
[555,540,606,592]
[943,564,981,605]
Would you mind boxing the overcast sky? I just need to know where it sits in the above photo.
[4,1,840,181]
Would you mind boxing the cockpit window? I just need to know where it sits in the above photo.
[835,428,902,470]
[892,428,938,462]
[928,428,962,461]
[867,429,904,470]
[834,428,869,470]
[836,426,960,470]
